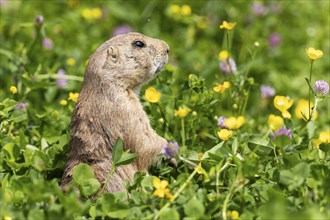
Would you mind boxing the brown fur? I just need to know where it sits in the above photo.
[61,32,169,193]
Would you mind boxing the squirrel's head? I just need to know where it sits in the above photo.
[86,32,169,91]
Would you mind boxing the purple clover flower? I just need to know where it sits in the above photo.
[260,85,275,99]
[56,69,68,88]
[270,126,292,140]
[251,2,267,16]
[268,33,281,48]
[314,80,329,96]
[15,102,29,111]
[162,142,179,158]
[42,38,53,49]
[219,58,237,75]
[111,25,133,37]
[218,116,229,129]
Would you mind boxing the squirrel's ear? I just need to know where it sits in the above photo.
[107,46,119,63]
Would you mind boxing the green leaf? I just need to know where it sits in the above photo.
[248,136,272,156]
[279,162,310,190]
[114,152,137,166]
[305,77,315,95]
[72,163,100,197]
[159,207,180,220]
[112,138,124,164]
[183,197,205,218]
[232,137,238,154]
[306,121,315,140]
[202,141,224,160]
[319,143,330,152]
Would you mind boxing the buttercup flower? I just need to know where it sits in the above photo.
[42,38,53,49]
[314,80,329,97]
[213,81,231,93]
[219,58,237,74]
[319,131,330,143]
[195,162,204,174]
[174,106,190,118]
[268,114,284,131]
[227,210,240,220]
[217,129,233,141]
[294,99,318,120]
[66,58,76,66]
[68,92,79,102]
[153,177,173,199]
[82,8,102,20]
[145,87,161,103]
[224,116,245,130]
[59,99,68,106]
[56,69,68,88]
[162,142,179,158]
[306,48,323,60]
[219,21,236,30]
[260,85,275,99]
[10,86,17,94]
[273,95,294,118]
[218,50,229,60]
[181,4,191,16]
[169,4,180,15]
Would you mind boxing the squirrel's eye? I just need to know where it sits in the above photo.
[133,41,145,48]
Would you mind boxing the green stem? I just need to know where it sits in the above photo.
[225,30,233,74]
[308,60,314,121]
[154,168,198,220]
[99,166,116,196]
[221,178,235,220]
[35,74,84,82]
[310,97,319,122]
[181,118,186,147]
[216,161,230,198]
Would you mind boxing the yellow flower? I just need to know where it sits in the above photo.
[196,16,207,29]
[274,95,294,118]
[82,8,102,20]
[145,87,161,103]
[218,50,229,60]
[198,152,204,160]
[224,116,245,130]
[181,5,192,16]
[174,106,190,118]
[59,99,68,106]
[169,4,180,15]
[217,129,233,141]
[9,86,17,94]
[268,114,284,131]
[68,92,79,102]
[294,99,318,121]
[3,216,12,220]
[219,21,236,30]
[153,177,172,199]
[66,58,76,66]
[213,81,231,93]
[91,8,102,19]
[319,131,330,143]
[306,48,323,60]
[227,210,239,220]
[195,162,204,174]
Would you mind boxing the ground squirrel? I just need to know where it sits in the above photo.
[61,32,169,193]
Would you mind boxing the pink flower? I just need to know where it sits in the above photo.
[35,15,44,27]
[268,33,281,48]
[42,38,53,49]
[219,58,237,75]
[56,69,67,88]
[260,85,275,99]
[111,25,133,37]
